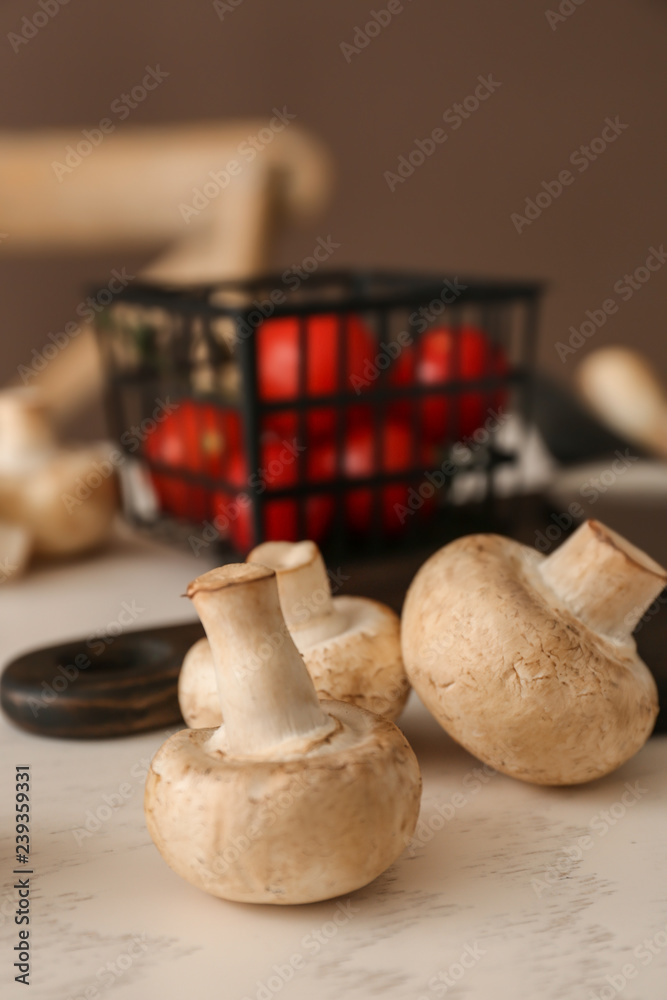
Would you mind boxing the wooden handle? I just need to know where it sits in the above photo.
[0,120,332,251]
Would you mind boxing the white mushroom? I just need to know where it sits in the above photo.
[178,540,409,728]
[0,521,31,582]
[576,346,667,457]
[145,563,421,904]
[0,387,118,557]
[401,519,663,785]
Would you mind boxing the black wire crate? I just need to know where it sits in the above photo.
[94,270,541,557]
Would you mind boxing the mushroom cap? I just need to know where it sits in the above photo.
[144,700,421,904]
[0,448,118,556]
[401,533,659,785]
[297,596,409,718]
[178,596,409,728]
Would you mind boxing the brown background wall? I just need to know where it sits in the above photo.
[1,0,666,437]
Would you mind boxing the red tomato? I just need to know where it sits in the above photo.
[316,418,434,536]
[144,402,240,522]
[213,416,437,549]
[416,326,508,444]
[256,313,376,436]
[387,326,507,446]
[143,323,506,536]
[215,436,335,552]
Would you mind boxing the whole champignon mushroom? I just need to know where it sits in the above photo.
[402,519,664,785]
[178,539,409,727]
[0,387,118,557]
[146,563,421,904]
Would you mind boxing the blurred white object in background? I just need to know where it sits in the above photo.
[448,411,556,505]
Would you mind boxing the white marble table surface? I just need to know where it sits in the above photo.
[1,528,666,1000]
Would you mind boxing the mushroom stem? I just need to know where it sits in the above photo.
[576,347,667,459]
[186,563,335,756]
[539,519,667,639]
[0,388,54,467]
[248,540,344,645]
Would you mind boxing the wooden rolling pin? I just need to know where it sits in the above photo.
[2,119,333,420]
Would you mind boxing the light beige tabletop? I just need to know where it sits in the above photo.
[1,527,666,1000]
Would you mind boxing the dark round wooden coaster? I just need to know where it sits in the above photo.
[0,621,205,739]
